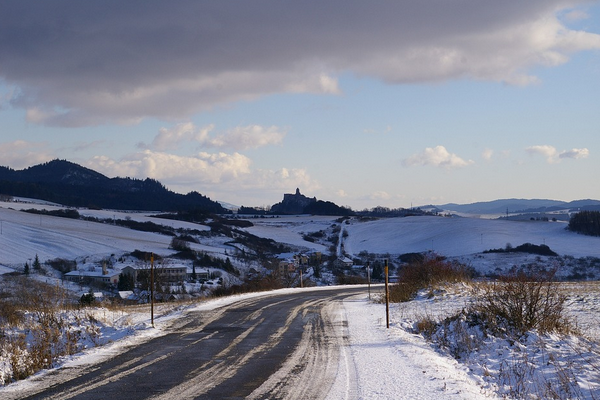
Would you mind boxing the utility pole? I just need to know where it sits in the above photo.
[384,259,389,329]
[150,253,155,328]
[367,261,371,300]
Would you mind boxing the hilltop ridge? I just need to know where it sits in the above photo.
[270,188,317,214]
[430,198,600,215]
[0,159,227,213]
[269,188,352,216]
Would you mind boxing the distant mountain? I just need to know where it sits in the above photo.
[218,201,239,211]
[0,159,228,213]
[431,198,600,215]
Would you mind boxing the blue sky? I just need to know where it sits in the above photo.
[1,1,600,209]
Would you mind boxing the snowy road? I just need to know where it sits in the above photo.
[8,286,366,400]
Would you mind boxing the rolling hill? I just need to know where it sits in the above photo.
[432,198,600,215]
[0,159,227,213]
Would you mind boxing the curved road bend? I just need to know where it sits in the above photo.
[13,286,366,400]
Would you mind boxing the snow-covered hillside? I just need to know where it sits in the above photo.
[243,214,600,259]
[243,215,337,253]
[0,200,222,271]
[3,198,600,280]
[0,206,171,267]
[342,216,600,258]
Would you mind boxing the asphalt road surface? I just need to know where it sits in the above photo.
[12,286,367,400]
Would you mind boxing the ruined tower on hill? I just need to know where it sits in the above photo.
[270,188,317,214]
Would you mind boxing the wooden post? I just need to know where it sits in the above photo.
[385,259,389,329]
[367,261,371,300]
[150,253,154,328]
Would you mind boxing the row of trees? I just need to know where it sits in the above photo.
[568,210,600,236]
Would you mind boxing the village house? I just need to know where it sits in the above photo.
[64,262,120,286]
[333,256,354,270]
[188,266,211,281]
[121,264,188,283]
[278,255,299,275]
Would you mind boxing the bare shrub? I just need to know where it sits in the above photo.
[4,334,32,382]
[0,299,24,327]
[472,271,571,336]
[388,282,417,303]
[336,274,368,285]
[496,344,587,400]
[407,271,592,400]
[498,353,537,399]
[414,315,438,339]
[170,236,191,252]
[388,256,472,303]
[414,311,486,360]
[46,258,77,274]
[0,276,84,383]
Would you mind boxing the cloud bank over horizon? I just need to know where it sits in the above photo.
[526,145,590,163]
[2,1,600,127]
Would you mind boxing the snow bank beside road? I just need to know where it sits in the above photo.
[334,294,497,399]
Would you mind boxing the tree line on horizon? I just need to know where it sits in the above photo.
[568,210,600,236]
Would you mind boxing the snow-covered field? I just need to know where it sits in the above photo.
[2,201,600,398]
[243,215,335,252]
[247,213,600,259]
[247,214,600,279]
[342,215,600,258]
[0,200,223,269]
[4,199,600,274]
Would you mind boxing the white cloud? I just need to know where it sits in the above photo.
[85,150,318,198]
[206,125,286,151]
[559,148,589,160]
[71,140,108,153]
[0,141,54,169]
[526,145,558,162]
[525,145,589,163]
[2,1,600,126]
[252,168,318,192]
[363,125,392,135]
[143,123,286,151]
[87,150,252,185]
[563,9,590,23]
[336,189,348,198]
[318,74,341,95]
[482,148,494,161]
[370,191,392,201]
[403,146,474,169]
[147,122,213,151]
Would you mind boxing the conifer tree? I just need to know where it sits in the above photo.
[33,254,41,271]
